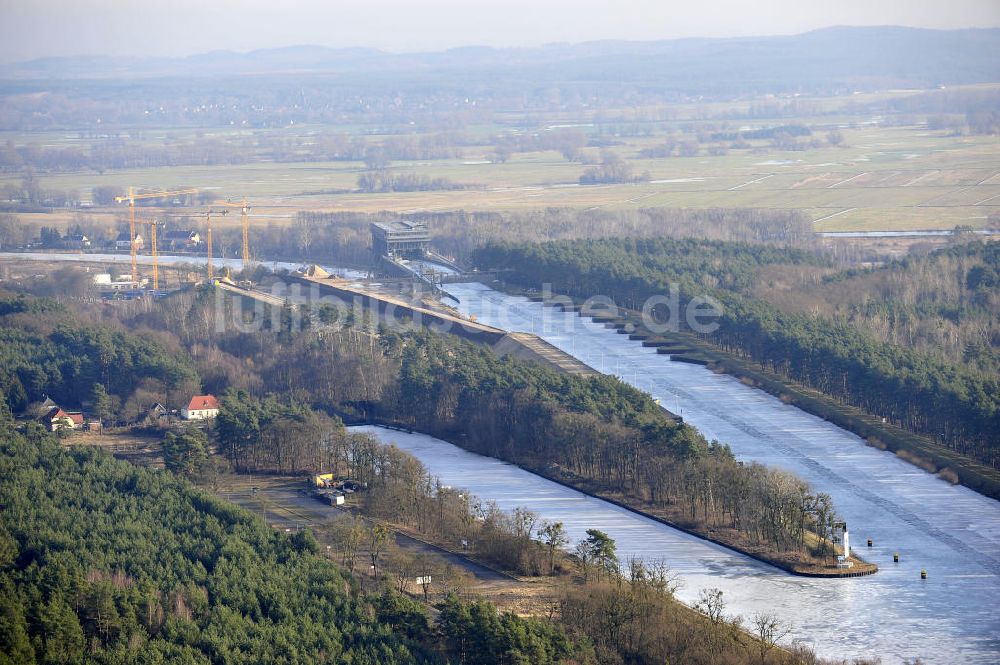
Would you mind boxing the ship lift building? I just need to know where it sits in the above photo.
[371,221,430,259]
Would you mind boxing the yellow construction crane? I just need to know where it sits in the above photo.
[149,218,160,291]
[214,199,252,270]
[130,214,161,291]
[203,209,228,280]
[115,187,198,283]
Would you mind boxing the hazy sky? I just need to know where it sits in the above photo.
[1,0,998,63]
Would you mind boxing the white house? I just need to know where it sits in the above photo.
[115,232,144,251]
[181,394,220,420]
[163,230,200,251]
[61,234,91,249]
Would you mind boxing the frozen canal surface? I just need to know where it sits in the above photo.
[391,281,999,665]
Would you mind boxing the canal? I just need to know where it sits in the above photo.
[416,281,1000,664]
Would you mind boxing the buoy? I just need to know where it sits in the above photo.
[921,569,927,580]
[867,538,873,547]
[893,553,899,563]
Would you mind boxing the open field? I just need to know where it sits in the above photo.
[2,88,999,232]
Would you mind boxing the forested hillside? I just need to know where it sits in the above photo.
[0,293,200,416]
[753,241,1000,375]
[0,423,435,664]
[474,239,1000,469]
[0,419,586,664]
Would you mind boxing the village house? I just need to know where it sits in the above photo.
[162,229,200,251]
[115,232,144,251]
[181,395,220,420]
[39,406,85,432]
[140,402,169,426]
[60,233,91,249]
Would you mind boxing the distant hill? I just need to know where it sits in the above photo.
[4,26,999,93]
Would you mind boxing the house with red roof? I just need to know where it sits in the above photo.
[40,407,85,432]
[181,395,220,421]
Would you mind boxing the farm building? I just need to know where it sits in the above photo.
[39,407,85,432]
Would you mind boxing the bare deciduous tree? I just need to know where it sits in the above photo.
[750,611,790,664]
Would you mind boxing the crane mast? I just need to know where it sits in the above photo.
[214,199,252,271]
[150,220,159,291]
[126,186,137,282]
[203,209,228,280]
[241,201,251,270]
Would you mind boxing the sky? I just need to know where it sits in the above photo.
[0,0,998,63]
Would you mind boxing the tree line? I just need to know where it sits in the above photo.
[0,131,475,175]
[357,171,471,194]
[205,206,814,273]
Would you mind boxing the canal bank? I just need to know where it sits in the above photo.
[339,415,874,578]
[353,425,999,664]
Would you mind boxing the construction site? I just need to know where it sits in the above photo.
[58,188,466,298]
[4,184,606,381]
[78,187,257,297]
